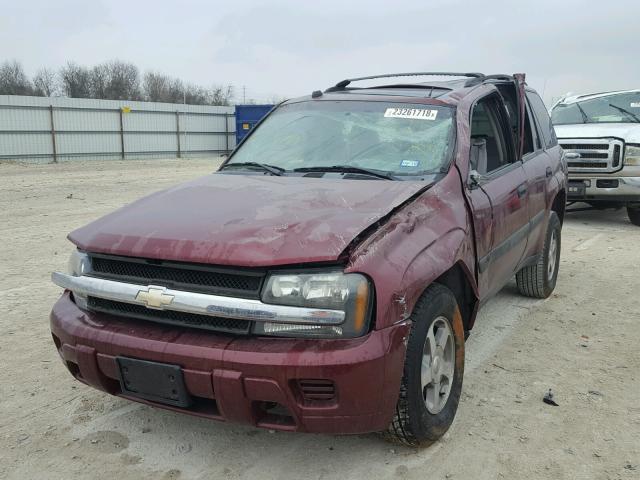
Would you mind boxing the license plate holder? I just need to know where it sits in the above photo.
[568,181,586,196]
[117,357,191,408]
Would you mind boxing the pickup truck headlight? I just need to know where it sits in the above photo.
[67,250,90,308]
[624,144,640,166]
[257,272,371,338]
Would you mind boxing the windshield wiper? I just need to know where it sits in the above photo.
[293,165,397,180]
[575,103,590,123]
[219,162,285,176]
[608,103,640,123]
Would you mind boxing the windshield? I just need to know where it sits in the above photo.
[551,91,640,125]
[225,100,455,176]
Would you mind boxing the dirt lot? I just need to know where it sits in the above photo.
[1,159,638,480]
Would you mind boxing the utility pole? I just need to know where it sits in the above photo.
[243,85,246,104]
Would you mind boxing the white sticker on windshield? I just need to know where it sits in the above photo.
[631,102,640,108]
[384,108,438,120]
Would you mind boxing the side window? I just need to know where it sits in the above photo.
[525,102,541,152]
[522,105,536,155]
[526,91,558,148]
[470,97,510,175]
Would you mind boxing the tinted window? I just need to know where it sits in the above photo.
[526,102,541,151]
[522,104,537,155]
[527,91,557,148]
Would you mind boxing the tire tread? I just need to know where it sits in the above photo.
[385,284,458,446]
[516,212,560,299]
[628,207,640,227]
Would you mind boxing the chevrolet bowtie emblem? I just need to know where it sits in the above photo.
[135,286,174,309]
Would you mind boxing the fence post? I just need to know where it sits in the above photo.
[176,111,181,158]
[49,105,57,163]
[225,113,230,153]
[119,108,126,159]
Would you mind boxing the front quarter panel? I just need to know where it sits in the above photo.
[345,170,477,330]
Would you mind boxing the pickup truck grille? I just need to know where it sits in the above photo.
[87,297,252,334]
[89,253,265,298]
[559,138,624,173]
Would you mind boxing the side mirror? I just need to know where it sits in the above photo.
[469,170,482,189]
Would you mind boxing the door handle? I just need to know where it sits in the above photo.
[546,166,553,178]
[516,184,528,198]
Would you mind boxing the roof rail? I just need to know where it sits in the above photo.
[328,72,485,91]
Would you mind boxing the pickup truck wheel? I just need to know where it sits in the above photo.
[386,284,465,446]
[627,207,640,226]
[515,212,561,298]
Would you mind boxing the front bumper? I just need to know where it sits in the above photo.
[567,174,640,203]
[50,292,410,434]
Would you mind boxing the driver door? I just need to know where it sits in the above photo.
[466,83,530,299]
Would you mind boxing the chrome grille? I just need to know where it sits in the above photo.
[559,138,624,173]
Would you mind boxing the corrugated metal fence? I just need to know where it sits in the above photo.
[0,95,236,162]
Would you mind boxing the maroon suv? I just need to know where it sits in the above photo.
[50,72,567,445]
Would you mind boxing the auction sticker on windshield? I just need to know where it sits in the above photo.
[384,108,438,120]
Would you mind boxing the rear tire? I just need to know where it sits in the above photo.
[516,212,561,298]
[627,207,640,226]
[386,284,465,447]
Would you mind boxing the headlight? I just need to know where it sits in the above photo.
[67,250,91,308]
[256,272,371,338]
[624,145,640,166]
[68,250,91,276]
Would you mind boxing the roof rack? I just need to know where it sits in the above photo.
[327,72,485,91]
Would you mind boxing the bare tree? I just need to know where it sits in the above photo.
[143,71,170,102]
[60,62,92,98]
[87,61,140,100]
[90,63,109,99]
[104,60,141,100]
[143,74,234,106]
[33,67,58,96]
[2,59,237,105]
[209,85,234,106]
[167,78,186,103]
[0,60,33,95]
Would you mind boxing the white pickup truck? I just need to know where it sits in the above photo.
[551,89,640,226]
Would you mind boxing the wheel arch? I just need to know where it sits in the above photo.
[398,229,480,334]
[431,261,479,333]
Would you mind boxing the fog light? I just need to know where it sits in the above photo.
[258,322,343,337]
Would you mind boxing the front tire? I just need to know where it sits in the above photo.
[386,284,465,446]
[627,207,640,226]
[516,211,561,298]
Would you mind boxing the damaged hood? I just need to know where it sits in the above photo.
[69,173,431,267]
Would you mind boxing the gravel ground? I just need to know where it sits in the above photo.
[0,159,638,480]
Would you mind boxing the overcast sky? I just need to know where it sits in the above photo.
[1,0,638,105]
